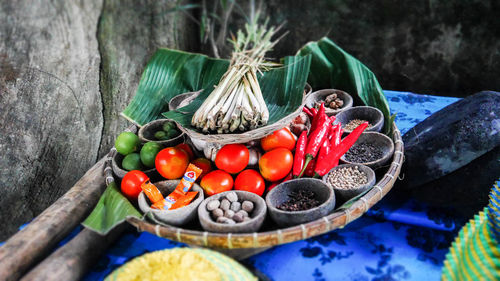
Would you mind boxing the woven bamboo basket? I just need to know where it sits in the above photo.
[123,122,404,259]
[172,84,312,145]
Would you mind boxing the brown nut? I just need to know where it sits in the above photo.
[224,209,235,218]
[242,201,254,213]
[226,192,238,202]
[220,199,230,211]
[206,200,220,211]
[230,201,241,212]
[211,208,224,218]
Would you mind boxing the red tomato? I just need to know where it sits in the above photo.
[234,169,265,196]
[266,172,292,193]
[200,170,234,196]
[215,144,249,174]
[175,143,194,160]
[121,170,149,200]
[260,128,296,151]
[192,158,212,180]
[259,148,293,182]
[155,147,189,179]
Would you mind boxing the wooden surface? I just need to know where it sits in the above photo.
[0,159,106,281]
[20,226,125,281]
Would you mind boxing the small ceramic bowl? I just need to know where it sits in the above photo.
[340,132,395,169]
[169,91,202,112]
[305,89,353,116]
[138,180,204,226]
[322,164,376,202]
[138,119,185,146]
[198,190,267,233]
[265,178,336,227]
[335,106,384,134]
[111,152,156,179]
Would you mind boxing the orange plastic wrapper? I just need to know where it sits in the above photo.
[141,181,164,204]
[169,192,198,210]
[152,163,202,210]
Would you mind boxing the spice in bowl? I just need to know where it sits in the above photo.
[277,190,320,211]
[327,166,368,189]
[207,191,254,224]
[315,93,344,110]
[344,143,383,163]
[344,119,372,131]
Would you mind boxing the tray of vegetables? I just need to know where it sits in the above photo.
[83,18,403,258]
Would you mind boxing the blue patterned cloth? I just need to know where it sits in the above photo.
[4,90,467,280]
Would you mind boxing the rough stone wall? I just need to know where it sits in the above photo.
[257,0,500,97]
[0,0,197,240]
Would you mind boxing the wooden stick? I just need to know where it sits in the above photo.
[20,226,126,281]
[0,158,106,281]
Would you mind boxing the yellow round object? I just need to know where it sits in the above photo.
[105,248,257,281]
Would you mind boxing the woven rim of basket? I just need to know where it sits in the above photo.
[126,123,404,249]
[173,84,313,145]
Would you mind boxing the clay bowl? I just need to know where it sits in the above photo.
[138,119,185,146]
[169,91,201,112]
[335,106,384,134]
[340,132,395,170]
[138,180,204,226]
[111,152,156,179]
[322,164,376,202]
[265,178,336,227]
[198,191,267,233]
[305,89,353,116]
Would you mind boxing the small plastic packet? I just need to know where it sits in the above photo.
[141,181,164,204]
[170,192,199,210]
[151,163,202,210]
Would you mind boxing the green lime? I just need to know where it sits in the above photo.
[122,153,143,171]
[115,132,140,155]
[166,129,180,139]
[162,121,175,132]
[140,142,162,168]
[154,131,167,140]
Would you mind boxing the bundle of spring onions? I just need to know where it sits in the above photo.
[191,19,285,133]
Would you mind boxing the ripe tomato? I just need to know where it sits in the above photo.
[234,169,265,196]
[121,170,149,200]
[200,170,234,196]
[215,144,249,174]
[192,158,212,180]
[175,143,194,160]
[266,172,292,193]
[260,127,296,151]
[155,147,189,179]
[259,148,293,181]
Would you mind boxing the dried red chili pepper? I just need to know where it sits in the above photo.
[314,124,341,177]
[292,131,308,178]
[310,103,326,132]
[302,107,314,118]
[298,113,332,177]
[310,107,318,116]
[304,158,316,177]
[331,122,369,160]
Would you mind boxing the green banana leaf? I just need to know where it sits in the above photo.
[122,49,311,128]
[122,49,229,126]
[163,55,312,128]
[82,182,141,235]
[297,37,395,134]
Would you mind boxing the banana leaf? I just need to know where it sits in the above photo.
[121,49,311,128]
[82,182,141,235]
[121,49,229,126]
[162,55,312,128]
[297,37,395,134]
